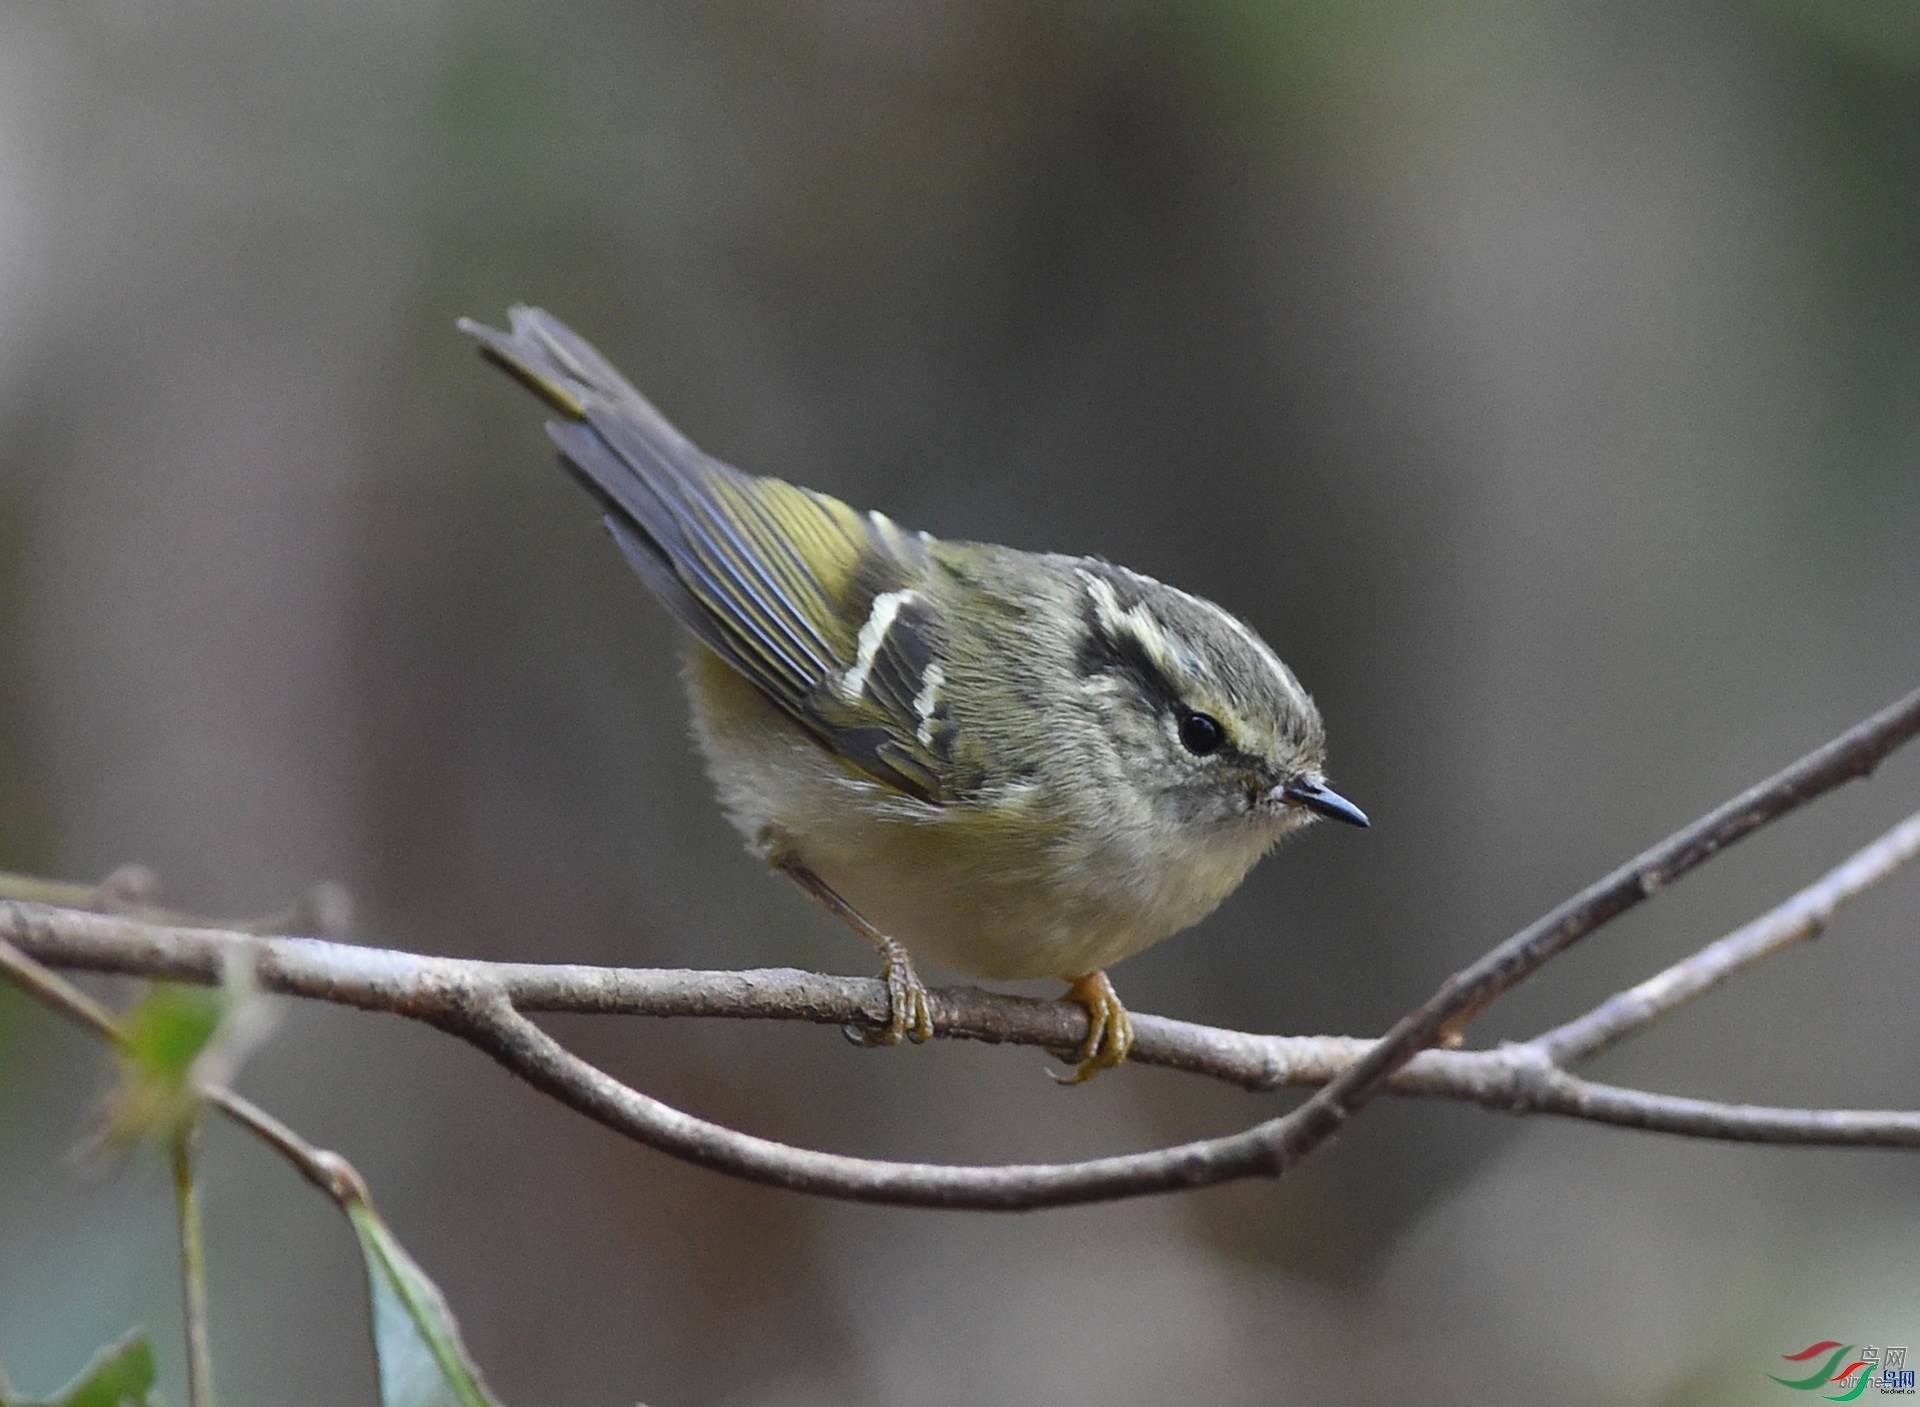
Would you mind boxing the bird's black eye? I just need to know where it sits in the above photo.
[1178,710,1225,756]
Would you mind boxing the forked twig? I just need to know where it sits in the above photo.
[1262,686,1920,1174]
[1534,808,1920,1066]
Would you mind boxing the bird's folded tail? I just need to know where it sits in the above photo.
[456,305,696,455]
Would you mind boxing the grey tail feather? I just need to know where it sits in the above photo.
[506,306,701,460]
[465,306,813,691]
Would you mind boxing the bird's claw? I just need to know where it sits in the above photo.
[845,940,934,1047]
[1049,970,1133,1084]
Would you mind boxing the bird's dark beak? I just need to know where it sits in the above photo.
[1280,777,1370,828]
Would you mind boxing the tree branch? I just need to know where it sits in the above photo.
[1259,685,1920,1173]
[8,913,1919,1215]
[1533,807,1920,1066]
[4,687,1918,1208]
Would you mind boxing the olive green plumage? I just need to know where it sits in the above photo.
[461,305,1365,1074]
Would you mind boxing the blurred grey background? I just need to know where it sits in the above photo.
[0,2,1917,1403]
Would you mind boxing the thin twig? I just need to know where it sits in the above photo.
[461,985,1282,1207]
[0,871,117,909]
[0,932,372,1211]
[172,1129,216,1407]
[0,913,1851,1099]
[1259,686,1920,1172]
[1501,1059,1920,1144]
[0,935,129,1049]
[17,908,1916,1154]
[0,912,1374,1090]
[0,932,383,1391]
[1535,808,1920,1066]
[0,867,352,939]
[203,1087,370,1205]
[447,981,1920,1210]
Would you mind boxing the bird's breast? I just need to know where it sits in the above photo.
[684,643,1276,980]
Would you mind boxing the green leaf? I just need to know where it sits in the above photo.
[120,984,227,1085]
[81,958,276,1165]
[82,981,229,1159]
[343,1196,502,1407]
[0,1328,159,1407]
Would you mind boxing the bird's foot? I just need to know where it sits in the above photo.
[769,850,935,1049]
[1050,970,1133,1084]
[845,936,935,1047]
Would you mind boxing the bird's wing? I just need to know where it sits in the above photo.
[460,306,957,801]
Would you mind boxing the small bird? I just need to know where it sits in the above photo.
[461,307,1367,1082]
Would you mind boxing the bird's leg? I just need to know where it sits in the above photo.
[1051,970,1134,1084]
[771,853,935,1046]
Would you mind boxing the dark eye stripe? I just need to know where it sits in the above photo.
[1076,605,1186,712]
[1075,581,1270,769]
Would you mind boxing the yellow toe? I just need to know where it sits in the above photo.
[1052,971,1133,1084]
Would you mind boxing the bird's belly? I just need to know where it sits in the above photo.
[807,840,1169,981]
[804,804,1276,980]
[684,645,1274,980]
